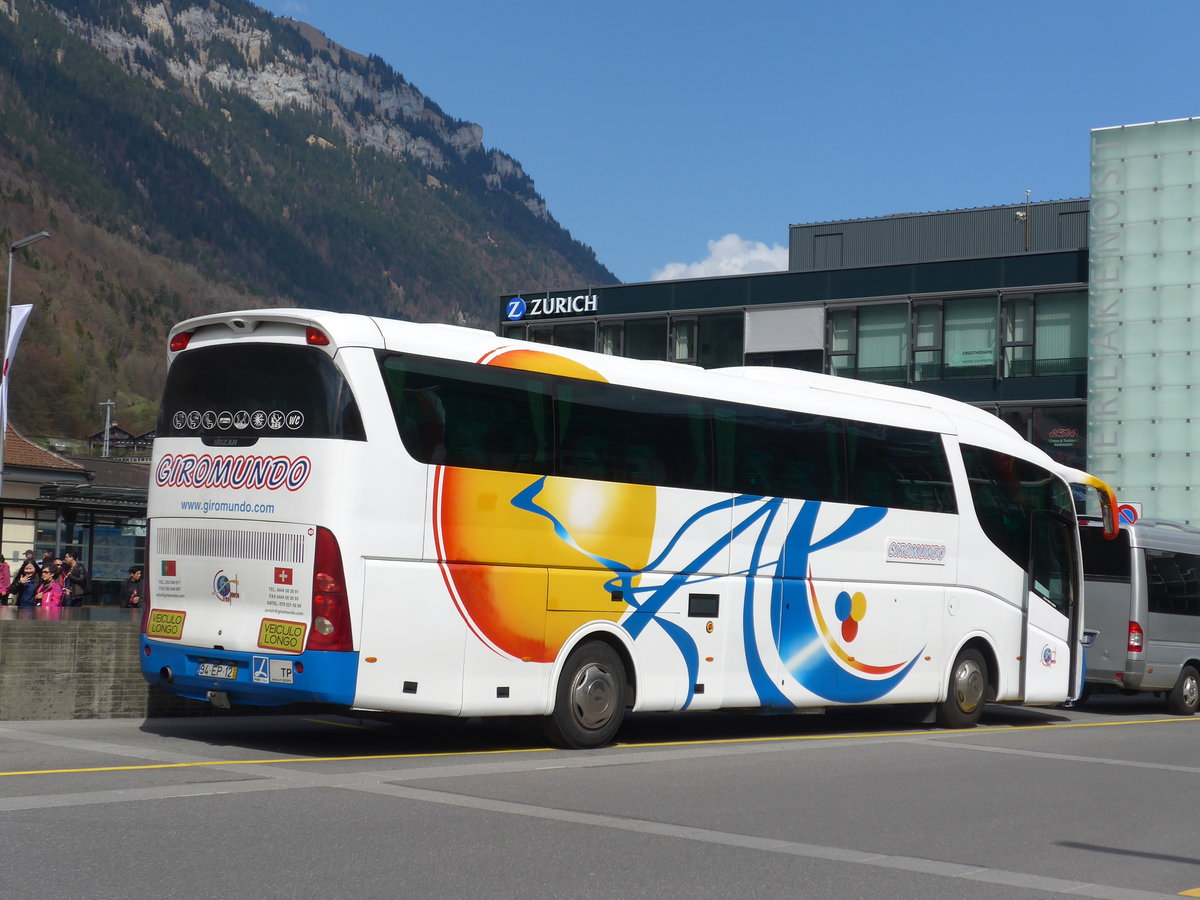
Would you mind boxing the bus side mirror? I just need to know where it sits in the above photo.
[1055,465,1120,541]
[1095,481,1119,540]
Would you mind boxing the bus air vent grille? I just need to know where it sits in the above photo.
[156,527,306,563]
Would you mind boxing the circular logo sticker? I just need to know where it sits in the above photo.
[200,411,217,430]
[285,410,305,431]
[216,411,233,430]
[250,411,267,430]
[267,410,285,430]
[233,410,250,430]
[172,411,187,430]
[186,410,202,430]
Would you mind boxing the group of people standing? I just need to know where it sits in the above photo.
[1,550,91,609]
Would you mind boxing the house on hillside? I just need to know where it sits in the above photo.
[85,424,155,457]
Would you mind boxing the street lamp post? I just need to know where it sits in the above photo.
[1,230,52,499]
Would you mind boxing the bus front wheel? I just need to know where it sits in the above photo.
[1166,665,1200,716]
[542,641,627,749]
[936,648,987,729]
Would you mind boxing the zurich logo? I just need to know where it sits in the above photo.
[506,297,527,321]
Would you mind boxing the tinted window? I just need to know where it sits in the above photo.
[382,355,551,473]
[379,350,959,517]
[556,381,709,489]
[714,405,841,501]
[158,344,365,441]
[961,444,1077,612]
[1146,549,1200,617]
[1079,527,1131,582]
[846,422,956,513]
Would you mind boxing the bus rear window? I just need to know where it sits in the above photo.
[158,344,365,441]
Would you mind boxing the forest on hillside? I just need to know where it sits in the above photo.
[0,0,615,437]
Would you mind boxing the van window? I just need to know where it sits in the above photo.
[1079,527,1131,582]
[1146,549,1200,617]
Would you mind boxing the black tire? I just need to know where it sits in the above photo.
[936,647,988,728]
[542,641,627,749]
[1166,665,1200,716]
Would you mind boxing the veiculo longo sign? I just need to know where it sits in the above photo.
[506,293,599,321]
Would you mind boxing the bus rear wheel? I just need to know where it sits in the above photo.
[1166,665,1200,716]
[936,648,987,729]
[542,641,627,749]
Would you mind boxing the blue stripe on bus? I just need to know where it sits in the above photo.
[140,642,359,707]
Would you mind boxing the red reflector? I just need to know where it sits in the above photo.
[169,331,193,352]
[1128,621,1144,653]
[306,327,330,346]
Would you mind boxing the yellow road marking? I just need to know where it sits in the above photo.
[0,714,1196,778]
[1177,889,1200,897]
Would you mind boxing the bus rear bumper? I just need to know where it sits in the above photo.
[140,640,358,707]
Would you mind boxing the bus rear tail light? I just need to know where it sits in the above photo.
[306,327,330,346]
[308,527,352,652]
[1128,621,1144,653]
[169,331,193,352]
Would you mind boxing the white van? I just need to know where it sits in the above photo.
[1079,517,1200,714]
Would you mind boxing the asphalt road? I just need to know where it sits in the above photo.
[0,692,1197,900]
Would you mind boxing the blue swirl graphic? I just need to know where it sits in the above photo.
[510,478,919,709]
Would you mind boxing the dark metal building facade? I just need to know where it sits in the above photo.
[500,199,1091,470]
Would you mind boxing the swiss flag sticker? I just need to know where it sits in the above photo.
[274,567,293,585]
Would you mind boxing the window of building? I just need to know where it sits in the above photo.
[671,319,696,363]
[624,317,668,360]
[1032,291,1087,376]
[743,349,824,371]
[943,297,996,379]
[697,313,744,368]
[855,304,908,383]
[1003,296,1034,376]
[599,322,623,356]
[827,308,857,377]
[913,303,943,382]
[551,321,595,352]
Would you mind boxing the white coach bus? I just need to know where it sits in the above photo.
[140,309,1117,747]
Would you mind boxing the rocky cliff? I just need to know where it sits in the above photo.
[0,0,615,436]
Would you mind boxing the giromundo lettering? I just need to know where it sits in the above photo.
[155,453,311,491]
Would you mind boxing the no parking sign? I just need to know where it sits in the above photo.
[1117,501,1141,525]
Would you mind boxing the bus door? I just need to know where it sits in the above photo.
[1021,509,1082,702]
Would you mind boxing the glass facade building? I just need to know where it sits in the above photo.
[1089,118,1200,524]
[502,202,1092,474]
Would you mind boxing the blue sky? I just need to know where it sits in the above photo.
[256,0,1200,285]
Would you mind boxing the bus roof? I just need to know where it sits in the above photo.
[169,308,1047,463]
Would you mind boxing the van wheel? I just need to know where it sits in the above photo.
[936,648,987,728]
[1166,665,1200,716]
[542,641,627,749]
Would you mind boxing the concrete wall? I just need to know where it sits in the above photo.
[0,614,203,720]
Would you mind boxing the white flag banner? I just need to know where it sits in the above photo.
[1,304,33,441]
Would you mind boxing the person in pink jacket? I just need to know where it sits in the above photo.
[35,566,63,608]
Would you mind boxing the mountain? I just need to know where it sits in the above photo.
[0,0,616,436]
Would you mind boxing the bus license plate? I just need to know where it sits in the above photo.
[198,662,238,680]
